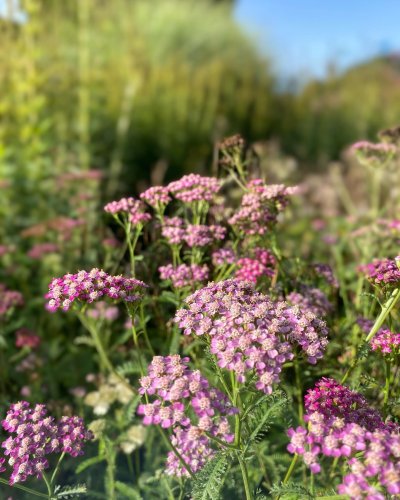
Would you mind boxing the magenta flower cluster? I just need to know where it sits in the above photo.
[137,355,237,476]
[46,268,147,312]
[140,186,171,208]
[15,328,41,349]
[229,179,298,235]
[159,264,209,288]
[359,256,400,286]
[167,174,221,203]
[235,248,276,283]
[370,328,400,356]
[161,217,226,247]
[1,401,92,485]
[0,284,24,317]
[287,286,332,317]
[104,197,151,226]
[175,280,328,393]
[287,379,400,498]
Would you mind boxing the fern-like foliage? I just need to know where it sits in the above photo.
[54,483,87,498]
[115,481,142,499]
[269,481,314,499]
[191,452,230,500]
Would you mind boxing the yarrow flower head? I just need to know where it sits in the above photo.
[312,263,339,288]
[167,174,221,203]
[1,401,92,485]
[235,248,276,284]
[45,268,148,312]
[137,355,237,476]
[287,286,332,317]
[0,284,24,317]
[175,279,328,394]
[351,140,397,168]
[104,197,151,226]
[370,329,400,357]
[211,247,236,267]
[159,264,209,289]
[140,186,171,209]
[27,243,59,260]
[287,379,400,499]
[161,218,226,247]
[87,301,120,322]
[229,180,298,236]
[359,256,400,286]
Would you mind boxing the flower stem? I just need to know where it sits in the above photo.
[294,359,303,423]
[275,453,299,499]
[0,478,49,499]
[237,453,252,500]
[383,359,391,417]
[341,287,400,383]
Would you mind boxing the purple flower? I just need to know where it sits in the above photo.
[359,256,400,286]
[45,268,148,312]
[0,402,92,485]
[159,264,209,288]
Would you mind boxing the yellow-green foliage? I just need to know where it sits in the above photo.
[0,0,274,198]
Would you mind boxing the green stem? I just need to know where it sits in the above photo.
[276,453,299,499]
[41,470,53,498]
[341,287,400,383]
[237,453,252,500]
[294,359,303,423]
[383,359,391,417]
[0,478,49,498]
[50,452,65,487]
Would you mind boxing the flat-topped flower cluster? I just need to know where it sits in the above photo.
[1,401,92,485]
[46,268,148,312]
[287,378,400,497]
[175,279,328,393]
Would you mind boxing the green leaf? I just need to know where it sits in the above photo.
[191,452,229,500]
[54,483,87,498]
[269,481,314,499]
[75,454,106,474]
[115,481,142,499]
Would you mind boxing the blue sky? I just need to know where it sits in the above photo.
[234,0,400,79]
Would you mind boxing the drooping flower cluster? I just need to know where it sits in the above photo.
[104,197,151,225]
[167,174,221,203]
[1,401,92,485]
[175,280,328,393]
[287,286,332,317]
[161,217,226,247]
[287,379,400,498]
[15,328,41,349]
[159,264,209,289]
[140,186,171,208]
[229,180,298,235]
[137,355,237,476]
[235,248,276,283]
[46,268,148,312]
[370,329,400,356]
[359,256,400,286]
[0,284,24,317]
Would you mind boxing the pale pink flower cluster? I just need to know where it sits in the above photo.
[104,197,151,225]
[167,174,221,203]
[159,264,209,288]
[140,186,171,208]
[161,217,226,247]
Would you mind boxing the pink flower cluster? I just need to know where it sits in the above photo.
[87,301,120,322]
[211,247,236,267]
[167,174,221,203]
[140,186,171,208]
[15,328,41,349]
[175,280,328,393]
[351,141,397,168]
[229,180,298,235]
[235,248,276,283]
[159,264,209,288]
[287,379,400,498]
[137,355,237,476]
[104,197,151,225]
[1,401,92,485]
[370,329,400,356]
[0,284,24,317]
[287,286,332,317]
[360,256,400,286]
[46,268,148,312]
[161,217,226,247]
[27,243,59,260]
